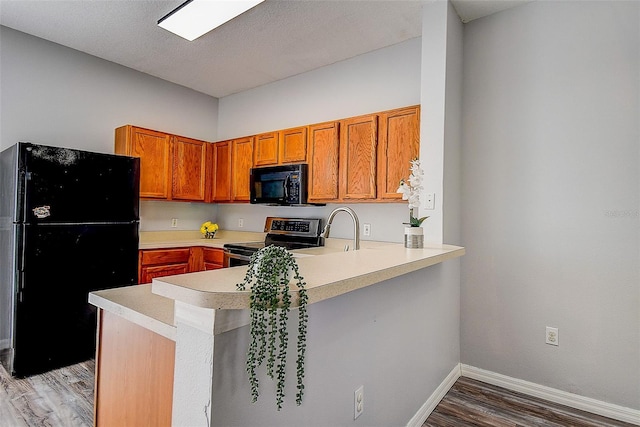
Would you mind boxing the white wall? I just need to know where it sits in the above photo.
[140,201,218,232]
[460,0,639,410]
[420,0,464,246]
[218,37,422,140]
[216,38,422,242]
[0,26,220,230]
[213,203,405,244]
[442,2,463,246]
[209,264,461,426]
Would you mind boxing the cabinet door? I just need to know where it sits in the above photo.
[308,122,340,201]
[211,140,232,202]
[203,247,224,270]
[172,136,207,201]
[279,127,308,164]
[140,248,191,265]
[138,248,191,284]
[254,132,279,166]
[232,137,254,201]
[378,106,420,200]
[116,126,172,199]
[339,115,378,200]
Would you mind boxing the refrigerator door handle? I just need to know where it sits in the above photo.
[17,225,26,272]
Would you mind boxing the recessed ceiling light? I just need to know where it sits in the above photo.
[158,0,265,41]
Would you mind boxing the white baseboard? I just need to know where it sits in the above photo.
[406,364,461,427]
[461,364,640,426]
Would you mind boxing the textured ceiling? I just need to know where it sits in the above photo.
[0,0,528,98]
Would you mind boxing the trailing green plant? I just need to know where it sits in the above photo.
[236,245,308,410]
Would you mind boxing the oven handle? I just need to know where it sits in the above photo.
[223,250,253,267]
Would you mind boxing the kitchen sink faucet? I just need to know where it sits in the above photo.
[321,207,360,251]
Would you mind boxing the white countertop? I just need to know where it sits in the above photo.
[89,284,176,340]
[139,230,267,249]
[91,231,464,339]
[151,242,465,309]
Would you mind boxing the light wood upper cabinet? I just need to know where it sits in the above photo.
[308,122,340,202]
[115,125,209,202]
[254,127,308,167]
[115,126,171,199]
[232,137,254,202]
[117,105,419,205]
[209,136,253,203]
[210,140,232,202]
[377,106,420,200]
[172,136,207,202]
[279,126,308,164]
[254,132,279,166]
[339,114,378,200]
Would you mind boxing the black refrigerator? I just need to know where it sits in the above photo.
[0,142,140,377]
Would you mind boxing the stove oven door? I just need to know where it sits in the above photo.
[223,247,256,267]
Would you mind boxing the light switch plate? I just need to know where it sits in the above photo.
[425,193,435,210]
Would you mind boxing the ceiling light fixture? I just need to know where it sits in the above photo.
[158,0,265,41]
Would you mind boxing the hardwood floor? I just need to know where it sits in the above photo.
[425,376,636,427]
[0,360,94,427]
[1,362,635,427]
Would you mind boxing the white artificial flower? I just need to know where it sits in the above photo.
[398,158,423,209]
[397,180,411,200]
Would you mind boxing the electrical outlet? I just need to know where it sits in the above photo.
[354,385,364,419]
[238,218,244,228]
[546,326,559,346]
[363,223,371,237]
[171,218,178,228]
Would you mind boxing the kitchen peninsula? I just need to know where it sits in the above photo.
[89,235,464,426]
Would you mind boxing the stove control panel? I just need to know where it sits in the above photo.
[264,217,322,238]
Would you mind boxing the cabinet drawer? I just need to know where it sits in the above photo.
[203,248,224,265]
[140,248,191,266]
[140,264,189,285]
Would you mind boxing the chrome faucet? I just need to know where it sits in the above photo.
[321,207,360,251]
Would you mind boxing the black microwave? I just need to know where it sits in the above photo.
[250,164,308,205]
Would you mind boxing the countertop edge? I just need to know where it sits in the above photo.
[306,246,466,304]
[152,244,465,310]
[89,285,177,341]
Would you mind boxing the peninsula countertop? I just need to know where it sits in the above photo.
[151,242,465,310]
[92,232,464,339]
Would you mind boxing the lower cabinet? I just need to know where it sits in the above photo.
[138,247,225,284]
[203,247,224,270]
[139,248,191,285]
[94,310,174,427]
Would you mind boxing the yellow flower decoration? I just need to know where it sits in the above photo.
[200,221,219,237]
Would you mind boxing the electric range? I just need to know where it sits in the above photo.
[223,217,324,267]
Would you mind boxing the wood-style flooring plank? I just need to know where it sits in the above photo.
[0,360,94,427]
[425,377,636,427]
[1,359,636,427]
